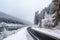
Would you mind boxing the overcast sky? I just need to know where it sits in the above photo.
[0,0,52,23]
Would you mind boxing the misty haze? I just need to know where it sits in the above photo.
[0,0,60,40]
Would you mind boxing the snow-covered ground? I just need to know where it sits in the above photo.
[3,27,34,40]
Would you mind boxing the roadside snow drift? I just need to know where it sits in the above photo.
[3,27,34,40]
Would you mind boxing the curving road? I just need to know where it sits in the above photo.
[3,27,60,40]
[27,27,60,40]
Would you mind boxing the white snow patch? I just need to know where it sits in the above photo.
[3,27,34,40]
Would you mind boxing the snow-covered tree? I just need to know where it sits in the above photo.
[41,12,56,29]
[34,11,39,25]
[34,0,60,29]
[41,0,60,28]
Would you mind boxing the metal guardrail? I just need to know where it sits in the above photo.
[27,27,60,40]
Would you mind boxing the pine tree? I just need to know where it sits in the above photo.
[47,0,60,27]
[34,11,39,25]
[51,0,60,27]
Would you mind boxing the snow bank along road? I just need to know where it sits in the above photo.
[27,27,60,40]
[3,27,34,40]
[3,27,60,40]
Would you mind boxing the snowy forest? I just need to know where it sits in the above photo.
[34,0,60,29]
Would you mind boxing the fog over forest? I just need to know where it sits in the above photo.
[0,0,52,23]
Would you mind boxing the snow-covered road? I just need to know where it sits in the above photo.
[3,27,34,40]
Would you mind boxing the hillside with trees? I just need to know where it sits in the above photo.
[34,0,60,29]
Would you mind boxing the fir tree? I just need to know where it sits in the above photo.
[34,11,39,25]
